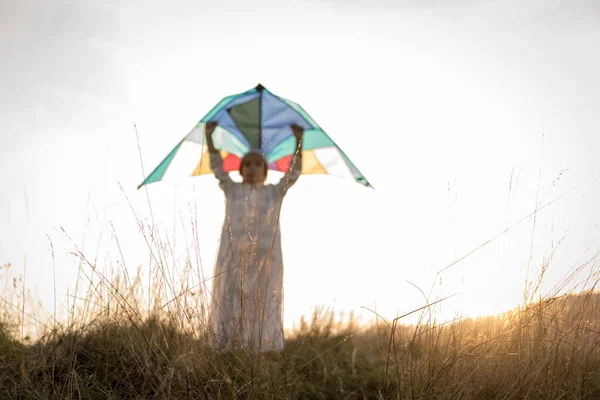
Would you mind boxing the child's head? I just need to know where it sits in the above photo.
[240,152,268,184]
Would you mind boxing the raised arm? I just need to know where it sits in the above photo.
[205,122,233,191]
[276,124,304,195]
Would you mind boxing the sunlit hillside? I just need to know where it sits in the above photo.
[1,257,599,399]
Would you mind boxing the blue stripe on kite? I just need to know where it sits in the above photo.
[259,91,315,155]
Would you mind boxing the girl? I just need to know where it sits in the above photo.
[204,121,304,352]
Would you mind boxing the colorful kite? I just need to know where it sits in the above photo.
[138,84,371,188]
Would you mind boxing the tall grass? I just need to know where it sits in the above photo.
[2,181,600,398]
[1,254,600,398]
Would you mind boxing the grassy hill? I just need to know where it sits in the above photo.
[1,286,600,399]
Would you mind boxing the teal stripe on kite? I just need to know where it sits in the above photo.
[214,127,250,157]
[200,96,235,123]
[278,96,320,129]
[338,148,372,188]
[137,139,184,189]
[268,127,372,188]
[267,129,335,162]
[200,87,258,123]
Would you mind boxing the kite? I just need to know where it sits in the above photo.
[138,84,371,188]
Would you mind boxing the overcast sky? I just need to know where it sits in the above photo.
[1,0,600,334]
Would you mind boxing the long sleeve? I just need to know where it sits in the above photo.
[275,150,302,195]
[209,151,233,191]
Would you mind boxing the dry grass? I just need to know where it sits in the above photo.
[1,255,600,399]
[2,182,600,398]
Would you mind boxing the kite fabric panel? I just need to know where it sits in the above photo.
[138,84,371,189]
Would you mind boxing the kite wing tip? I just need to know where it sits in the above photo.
[356,176,374,190]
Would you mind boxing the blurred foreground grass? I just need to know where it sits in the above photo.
[1,274,600,399]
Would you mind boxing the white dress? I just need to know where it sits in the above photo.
[208,150,302,352]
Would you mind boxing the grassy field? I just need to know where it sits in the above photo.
[1,254,600,399]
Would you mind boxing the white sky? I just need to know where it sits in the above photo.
[1,0,600,333]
